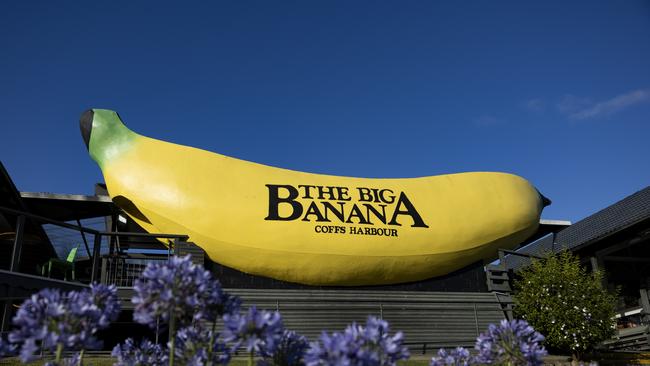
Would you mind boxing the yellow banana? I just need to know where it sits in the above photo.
[80,109,547,286]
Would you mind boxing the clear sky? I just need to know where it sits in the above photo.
[1,1,649,223]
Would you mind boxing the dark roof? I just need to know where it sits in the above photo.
[0,161,57,265]
[20,192,115,221]
[505,186,650,271]
[0,161,30,231]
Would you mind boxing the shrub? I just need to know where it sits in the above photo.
[513,251,617,360]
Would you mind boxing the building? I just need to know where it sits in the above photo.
[499,186,650,350]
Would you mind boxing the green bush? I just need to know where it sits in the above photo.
[513,251,617,360]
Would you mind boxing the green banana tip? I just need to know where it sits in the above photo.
[80,108,134,167]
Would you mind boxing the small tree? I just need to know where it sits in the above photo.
[514,251,617,361]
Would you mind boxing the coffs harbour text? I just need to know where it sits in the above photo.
[314,224,399,237]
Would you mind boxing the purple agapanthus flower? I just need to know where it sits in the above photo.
[305,316,410,366]
[9,287,61,361]
[43,352,80,366]
[362,316,410,365]
[305,329,359,366]
[0,335,16,358]
[264,330,309,366]
[475,319,547,366]
[173,324,231,365]
[224,306,284,357]
[202,286,242,324]
[90,283,121,327]
[112,338,168,366]
[9,284,120,363]
[132,255,240,328]
[429,347,475,366]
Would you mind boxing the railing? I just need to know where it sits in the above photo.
[224,289,512,350]
[0,205,189,284]
[101,254,170,287]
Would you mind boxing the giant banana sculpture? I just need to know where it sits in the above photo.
[81,109,549,286]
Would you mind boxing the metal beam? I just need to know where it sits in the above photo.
[499,249,544,260]
[0,205,99,235]
[1,204,189,241]
[1,296,12,332]
[90,234,102,283]
[98,231,188,240]
[77,219,92,258]
[9,215,25,272]
[109,214,117,255]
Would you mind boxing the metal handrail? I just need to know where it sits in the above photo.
[0,205,189,240]
[0,205,189,283]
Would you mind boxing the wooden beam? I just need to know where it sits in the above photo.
[603,256,650,263]
[596,234,650,257]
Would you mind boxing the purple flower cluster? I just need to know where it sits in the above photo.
[9,284,120,363]
[430,319,547,366]
[224,306,284,357]
[0,335,16,358]
[112,338,168,366]
[90,283,122,327]
[305,316,410,366]
[43,352,81,366]
[429,347,474,366]
[132,255,239,328]
[0,256,430,366]
[264,330,309,366]
[123,255,243,366]
[475,319,547,366]
[173,324,231,365]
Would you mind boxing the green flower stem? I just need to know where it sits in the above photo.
[79,348,85,366]
[169,313,176,366]
[207,321,217,365]
[248,350,254,366]
[156,316,160,345]
[55,343,63,363]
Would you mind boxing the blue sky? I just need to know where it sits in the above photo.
[1,1,649,222]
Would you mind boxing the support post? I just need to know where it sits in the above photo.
[9,215,25,272]
[100,257,108,285]
[109,214,117,255]
[77,219,92,258]
[590,256,599,272]
[639,289,650,347]
[591,255,607,288]
[173,237,180,257]
[90,233,102,283]
[640,289,650,323]
[1,297,13,332]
